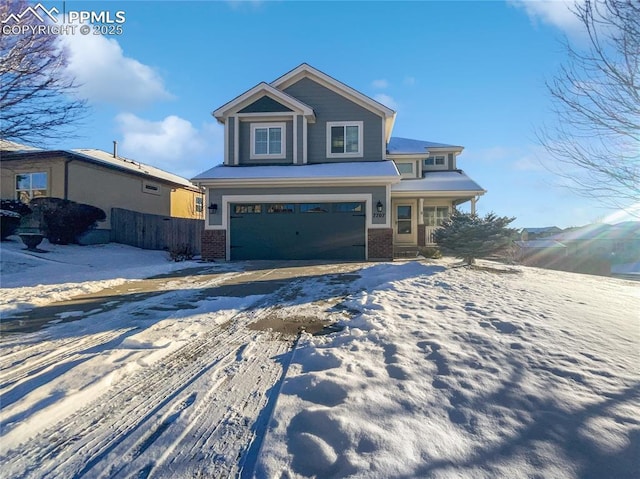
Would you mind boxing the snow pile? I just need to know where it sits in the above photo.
[1,236,199,314]
[256,262,640,478]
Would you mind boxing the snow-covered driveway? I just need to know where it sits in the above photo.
[1,239,638,478]
[1,253,364,478]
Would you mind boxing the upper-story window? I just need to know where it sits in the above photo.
[327,121,363,158]
[395,162,416,178]
[16,172,48,202]
[251,122,286,159]
[424,155,446,167]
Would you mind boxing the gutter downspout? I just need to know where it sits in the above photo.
[64,157,73,200]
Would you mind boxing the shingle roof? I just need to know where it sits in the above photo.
[387,137,462,154]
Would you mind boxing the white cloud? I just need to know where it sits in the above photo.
[403,76,416,86]
[509,0,584,35]
[372,79,389,89]
[60,32,172,108]
[115,113,223,178]
[374,93,397,110]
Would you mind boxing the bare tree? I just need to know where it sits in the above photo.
[539,0,639,208]
[0,0,86,145]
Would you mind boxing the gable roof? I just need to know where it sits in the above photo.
[271,63,397,142]
[1,148,199,190]
[213,82,316,122]
[387,137,463,154]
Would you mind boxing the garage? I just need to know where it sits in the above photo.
[229,202,366,260]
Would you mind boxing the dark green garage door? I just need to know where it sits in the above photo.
[230,202,366,260]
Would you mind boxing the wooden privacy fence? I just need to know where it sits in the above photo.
[111,208,204,254]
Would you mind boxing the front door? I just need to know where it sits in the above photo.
[394,202,416,244]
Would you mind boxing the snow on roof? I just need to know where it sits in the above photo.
[387,137,462,154]
[391,170,485,193]
[0,140,42,152]
[71,149,198,189]
[192,161,400,182]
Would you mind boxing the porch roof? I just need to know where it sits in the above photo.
[391,170,486,194]
[192,160,401,185]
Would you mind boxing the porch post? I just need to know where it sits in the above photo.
[471,196,477,215]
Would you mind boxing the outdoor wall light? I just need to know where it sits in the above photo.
[376,200,384,213]
[208,203,218,214]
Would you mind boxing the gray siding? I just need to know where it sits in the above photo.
[238,120,293,165]
[227,117,235,165]
[283,78,384,163]
[296,116,304,164]
[239,96,293,113]
[207,185,388,226]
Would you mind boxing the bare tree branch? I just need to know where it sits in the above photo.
[538,0,639,210]
[0,0,87,146]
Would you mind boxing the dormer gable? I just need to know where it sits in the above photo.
[213,82,315,123]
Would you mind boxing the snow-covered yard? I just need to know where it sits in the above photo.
[1,237,638,478]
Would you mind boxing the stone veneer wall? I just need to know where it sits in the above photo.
[202,229,226,261]
[368,228,393,260]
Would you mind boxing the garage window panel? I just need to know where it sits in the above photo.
[300,203,330,213]
[334,202,363,213]
[234,204,262,214]
[267,203,295,213]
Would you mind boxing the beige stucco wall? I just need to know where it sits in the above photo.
[66,161,173,229]
[1,157,67,200]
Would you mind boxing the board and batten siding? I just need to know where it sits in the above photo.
[283,77,384,163]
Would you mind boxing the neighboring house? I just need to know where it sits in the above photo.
[1,142,204,243]
[192,64,486,261]
[520,226,562,241]
[549,222,640,262]
[515,222,640,276]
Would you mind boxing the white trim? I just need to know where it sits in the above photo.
[302,117,308,164]
[326,121,363,158]
[213,82,315,122]
[223,119,229,165]
[233,116,239,166]
[394,161,416,178]
[293,115,298,164]
[250,122,286,160]
[393,199,418,245]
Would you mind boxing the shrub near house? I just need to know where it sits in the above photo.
[29,197,106,245]
[0,199,32,240]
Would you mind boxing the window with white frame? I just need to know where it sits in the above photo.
[423,206,450,227]
[327,121,363,157]
[424,155,446,167]
[395,162,415,176]
[251,123,285,159]
[15,172,47,202]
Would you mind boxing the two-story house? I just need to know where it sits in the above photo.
[193,64,485,261]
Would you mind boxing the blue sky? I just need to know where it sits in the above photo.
[34,0,635,228]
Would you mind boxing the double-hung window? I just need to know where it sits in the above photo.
[327,121,363,158]
[251,123,285,159]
